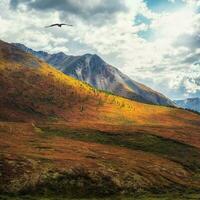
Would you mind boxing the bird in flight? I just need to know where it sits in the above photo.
[45,23,73,28]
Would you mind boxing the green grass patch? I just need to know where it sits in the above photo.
[40,127,200,173]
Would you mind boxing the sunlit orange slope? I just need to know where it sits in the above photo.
[0,40,200,196]
[0,40,200,146]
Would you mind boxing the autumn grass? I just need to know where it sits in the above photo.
[1,40,200,197]
[40,127,200,173]
[1,193,200,200]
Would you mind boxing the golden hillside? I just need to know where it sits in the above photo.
[0,40,200,198]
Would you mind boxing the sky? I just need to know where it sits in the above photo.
[1,0,200,100]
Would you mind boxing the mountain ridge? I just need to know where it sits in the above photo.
[13,43,175,106]
[175,97,200,112]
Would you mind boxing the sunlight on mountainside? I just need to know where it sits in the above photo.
[0,0,200,198]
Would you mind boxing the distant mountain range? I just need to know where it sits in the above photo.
[13,43,174,106]
[175,98,200,113]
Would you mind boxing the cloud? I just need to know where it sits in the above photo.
[0,0,69,52]
[10,0,128,25]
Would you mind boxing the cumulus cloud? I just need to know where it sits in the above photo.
[10,0,128,25]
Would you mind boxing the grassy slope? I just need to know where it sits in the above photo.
[0,40,200,197]
[1,193,200,200]
[0,41,200,147]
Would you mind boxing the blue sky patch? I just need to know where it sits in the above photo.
[135,14,152,25]
[138,28,155,40]
[144,0,185,13]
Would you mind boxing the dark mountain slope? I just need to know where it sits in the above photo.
[13,43,174,106]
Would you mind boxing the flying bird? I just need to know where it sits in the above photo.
[45,23,73,28]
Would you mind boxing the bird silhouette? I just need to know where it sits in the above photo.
[45,23,73,28]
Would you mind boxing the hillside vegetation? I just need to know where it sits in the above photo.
[13,43,175,106]
[0,40,200,198]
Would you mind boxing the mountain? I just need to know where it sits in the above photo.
[1,40,200,198]
[13,43,174,106]
[175,97,200,113]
